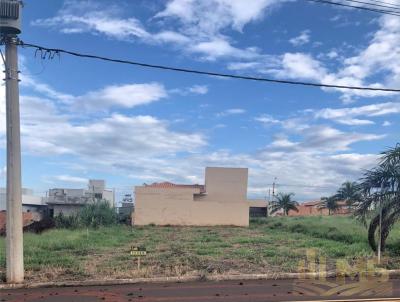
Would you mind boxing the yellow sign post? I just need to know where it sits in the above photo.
[130,246,147,270]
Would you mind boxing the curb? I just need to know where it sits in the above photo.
[1,269,400,290]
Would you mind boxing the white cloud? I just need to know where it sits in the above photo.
[31,0,400,103]
[170,85,209,96]
[165,148,379,201]
[22,113,206,157]
[0,78,207,166]
[254,114,281,125]
[4,83,385,201]
[188,38,261,61]
[315,102,400,125]
[53,175,88,185]
[188,85,208,95]
[74,83,167,111]
[21,77,74,103]
[289,30,311,46]
[32,1,150,41]
[299,125,384,152]
[270,53,327,81]
[382,121,392,127]
[32,0,283,61]
[326,50,339,59]
[217,108,246,116]
[157,0,282,33]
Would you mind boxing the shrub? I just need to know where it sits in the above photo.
[54,201,117,229]
[78,201,117,228]
[54,212,80,229]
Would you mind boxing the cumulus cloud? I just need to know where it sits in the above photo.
[74,83,168,111]
[160,148,379,201]
[31,0,400,102]
[32,0,282,60]
[32,1,150,41]
[314,102,400,125]
[22,112,206,157]
[2,84,385,201]
[289,30,311,46]
[254,112,385,152]
[19,0,396,199]
[269,53,327,81]
[157,0,279,33]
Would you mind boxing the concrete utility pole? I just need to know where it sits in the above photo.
[5,35,23,283]
[1,0,24,283]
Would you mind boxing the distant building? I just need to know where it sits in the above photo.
[0,188,45,214]
[117,194,134,218]
[46,179,115,217]
[288,200,350,216]
[0,188,46,234]
[134,167,250,227]
[248,199,268,217]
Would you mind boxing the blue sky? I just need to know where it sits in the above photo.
[0,0,399,201]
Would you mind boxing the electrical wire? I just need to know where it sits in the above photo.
[18,41,400,93]
[307,0,400,16]
[342,0,400,11]
[354,0,400,9]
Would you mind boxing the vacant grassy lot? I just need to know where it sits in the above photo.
[1,216,399,283]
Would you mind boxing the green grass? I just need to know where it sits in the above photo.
[0,216,399,283]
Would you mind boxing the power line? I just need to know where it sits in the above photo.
[18,41,400,93]
[342,0,400,11]
[308,0,400,16]
[356,0,400,9]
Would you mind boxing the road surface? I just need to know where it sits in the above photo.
[1,277,399,302]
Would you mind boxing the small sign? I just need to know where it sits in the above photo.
[130,246,147,257]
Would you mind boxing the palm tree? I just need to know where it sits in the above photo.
[336,181,361,208]
[355,144,400,252]
[319,196,339,215]
[270,193,299,216]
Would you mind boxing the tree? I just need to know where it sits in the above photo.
[319,196,339,215]
[355,144,400,252]
[270,193,299,216]
[336,181,361,208]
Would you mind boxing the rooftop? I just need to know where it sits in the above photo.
[144,182,206,193]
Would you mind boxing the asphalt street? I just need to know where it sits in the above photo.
[1,277,400,302]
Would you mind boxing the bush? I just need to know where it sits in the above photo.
[54,201,117,229]
[78,201,117,228]
[54,212,80,229]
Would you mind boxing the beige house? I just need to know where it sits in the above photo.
[133,167,249,226]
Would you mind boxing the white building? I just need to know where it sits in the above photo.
[0,188,45,213]
[46,179,115,217]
